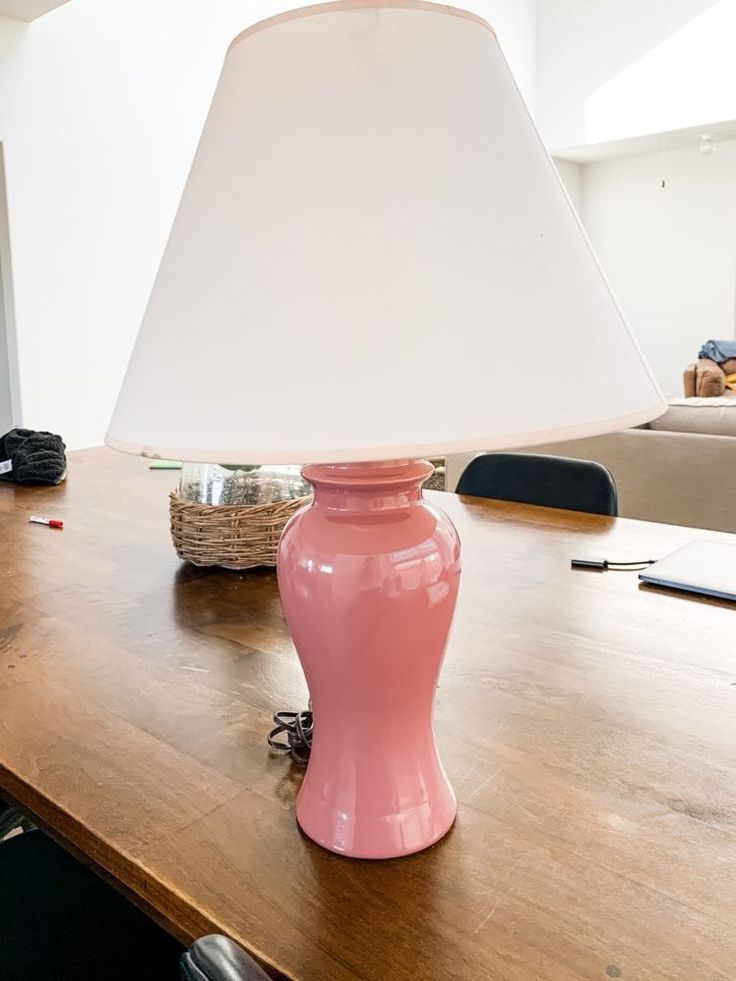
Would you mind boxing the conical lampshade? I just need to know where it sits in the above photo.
[106,0,664,464]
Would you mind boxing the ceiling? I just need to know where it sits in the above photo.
[0,0,70,21]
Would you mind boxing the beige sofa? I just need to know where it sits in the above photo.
[445,399,736,534]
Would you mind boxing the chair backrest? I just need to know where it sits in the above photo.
[455,453,618,516]
[181,935,271,981]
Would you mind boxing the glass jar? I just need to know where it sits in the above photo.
[179,463,310,506]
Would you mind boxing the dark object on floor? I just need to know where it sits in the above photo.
[0,830,270,981]
[0,428,67,485]
[456,452,618,516]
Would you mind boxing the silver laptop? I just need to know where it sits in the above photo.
[639,540,736,601]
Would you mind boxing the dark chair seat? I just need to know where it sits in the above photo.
[455,452,618,516]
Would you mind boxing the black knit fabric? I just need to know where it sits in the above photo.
[0,428,67,485]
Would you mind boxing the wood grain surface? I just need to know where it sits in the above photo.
[1,448,734,980]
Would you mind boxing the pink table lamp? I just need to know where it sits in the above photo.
[107,1,664,859]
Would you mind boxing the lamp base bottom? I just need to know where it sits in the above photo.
[296,796,457,860]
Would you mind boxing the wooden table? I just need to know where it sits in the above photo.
[1,448,735,980]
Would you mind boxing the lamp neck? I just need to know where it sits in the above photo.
[301,459,433,512]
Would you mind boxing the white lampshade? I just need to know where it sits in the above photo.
[106,0,664,464]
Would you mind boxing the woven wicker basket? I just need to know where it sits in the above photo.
[169,490,311,570]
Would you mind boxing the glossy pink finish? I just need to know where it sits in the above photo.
[277,459,461,859]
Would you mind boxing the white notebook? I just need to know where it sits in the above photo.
[639,540,736,601]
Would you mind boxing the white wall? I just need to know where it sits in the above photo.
[536,0,736,151]
[0,0,536,450]
[553,158,582,213]
[580,138,736,395]
[476,0,536,112]
[0,143,19,432]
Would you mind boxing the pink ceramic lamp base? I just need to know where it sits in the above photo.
[277,459,461,859]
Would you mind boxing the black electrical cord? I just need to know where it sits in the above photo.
[267,707,313,764]
[571,557,657,571]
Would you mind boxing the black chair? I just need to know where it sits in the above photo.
[0,795,36,838]
[0,799,25,839]
[0,829,270,981]
[455,452,618,516]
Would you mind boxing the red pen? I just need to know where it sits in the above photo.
[29,515,64,529]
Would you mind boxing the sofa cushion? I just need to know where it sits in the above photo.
[649,396,736,436]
